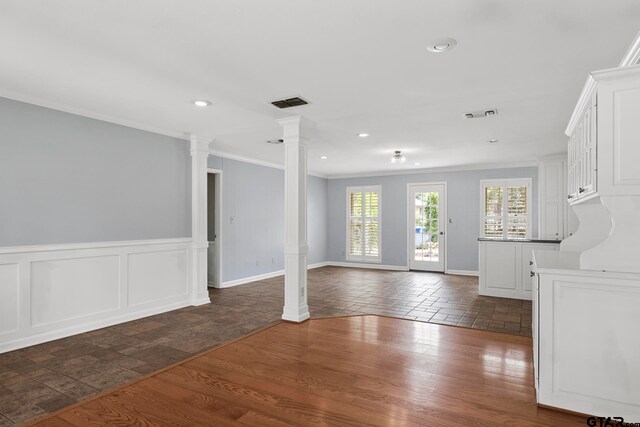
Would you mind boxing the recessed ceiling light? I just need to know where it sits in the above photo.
[414,162,421,166]
[489,139,498,143]
[358,133,369,138]
[320,156,328,160]
[427,38,457,53]
[193,100,211,107]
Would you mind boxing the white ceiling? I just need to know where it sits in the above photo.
[1,1,639,177]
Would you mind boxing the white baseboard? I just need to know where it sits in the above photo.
[0,299,191,354]
[445,269,479,276]
[308,261,330,269]
[215,261,331,289]
[327,262,409,271]
[220,269,285,288]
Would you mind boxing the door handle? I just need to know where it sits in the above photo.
[439,231,444,235]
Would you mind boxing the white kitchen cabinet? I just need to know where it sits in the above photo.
[566,65,640,205]
[478,239,559,300]
[538,157,577,240]
[532,249,640,421]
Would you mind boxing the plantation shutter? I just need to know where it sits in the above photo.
[481,179,531,239]
[347,186,381,262]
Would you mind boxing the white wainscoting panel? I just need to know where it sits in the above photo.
[0,238,198,354]
[30,255,120,327]
[128,249,188,306]
[0,263,19,334]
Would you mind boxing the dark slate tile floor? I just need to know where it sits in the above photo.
[0,266,531,425]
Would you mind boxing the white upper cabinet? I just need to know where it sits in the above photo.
[565,65,640,204]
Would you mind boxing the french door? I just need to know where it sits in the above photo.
[408,183,446,272]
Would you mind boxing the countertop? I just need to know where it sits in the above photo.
[532,249,640,280]
[477,238,562,244]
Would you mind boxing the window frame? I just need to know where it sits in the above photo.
[479,178,532,240]
[345,185,382,263]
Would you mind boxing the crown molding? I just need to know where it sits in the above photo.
[0,90,190,141]
[209,149,328,179]
[619,30,640,67]
[565,75,597,137]
[565,64,640,136]
[326,160,538,180]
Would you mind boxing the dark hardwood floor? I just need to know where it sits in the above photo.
[27,316,584,426]
[0,267,532,425]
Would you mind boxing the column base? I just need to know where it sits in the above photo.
[282,305,310,323]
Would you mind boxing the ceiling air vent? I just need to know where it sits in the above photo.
[464,109,498,119]
[271,97,309,109]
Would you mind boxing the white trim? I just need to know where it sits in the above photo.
[406,182,448,273]
[0,90,190,141]
[0,238,197,353]
[619,30,640,67]
[0,299,192,354]
[328,262,409,271]
[209,149,328,179]
[0,237,193,255]
[480,178,533,240]
[218,262,330,289]
[345,185,382,263]
[445,269,479,276]
[206,169,223,289]
[220,270,284,288]
[327,160,538,180]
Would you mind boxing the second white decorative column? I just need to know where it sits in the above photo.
[190,135,212,306]
[279,116,313,322]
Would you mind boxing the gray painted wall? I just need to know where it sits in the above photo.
[327,167,538,271]
[208,156,328,282]
[0,97,191,247]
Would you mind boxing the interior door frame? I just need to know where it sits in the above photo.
[406,182,448,273]
[207,168,223,288]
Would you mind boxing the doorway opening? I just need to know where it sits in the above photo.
[207,169,222,288]
[407,182,447,272]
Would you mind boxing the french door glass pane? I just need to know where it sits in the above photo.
[414,192,439,262]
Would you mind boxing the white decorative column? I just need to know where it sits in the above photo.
[279,116,313,322]
[190,135,212,306]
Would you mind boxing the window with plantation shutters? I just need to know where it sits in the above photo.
[480,179,532,239]
[346,186,381,262]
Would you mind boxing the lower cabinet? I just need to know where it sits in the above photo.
[533,253,640,421]
[478,240,559,300]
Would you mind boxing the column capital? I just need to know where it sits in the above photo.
[277,116,315,143]
[190,135,213,156]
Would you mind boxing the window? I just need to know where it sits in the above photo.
[480,179,532,239]
[346,186,381,262]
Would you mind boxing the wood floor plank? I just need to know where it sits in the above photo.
[28,316,586,426]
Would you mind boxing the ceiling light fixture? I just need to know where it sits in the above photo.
[320,156,328,160]
[193,100,211,107]
[391,150,406,163]
[358,133,369,138]
[414,162,421,166]
[488,139,498,143]
[427,37,457,53]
